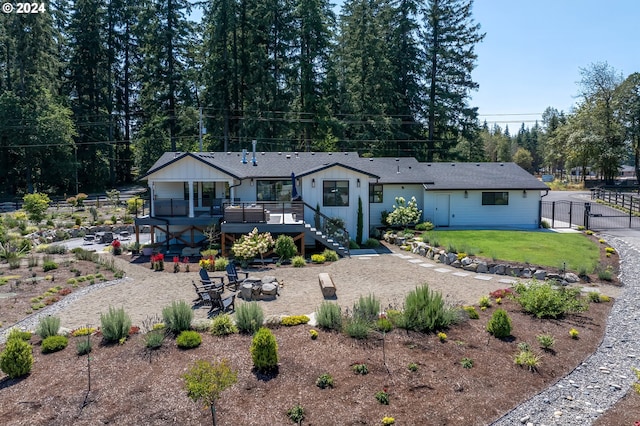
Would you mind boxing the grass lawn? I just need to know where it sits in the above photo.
[421,230,600,272]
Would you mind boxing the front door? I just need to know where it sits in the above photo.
[435,194,450,227]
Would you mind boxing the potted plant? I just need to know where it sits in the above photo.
[142,244,153,256]
[129,241,141,255]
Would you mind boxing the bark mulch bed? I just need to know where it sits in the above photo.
[2,298,632,426]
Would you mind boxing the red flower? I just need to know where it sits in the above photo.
[173,256,179,263]
[182,257,189,264]
[111,239,121,248]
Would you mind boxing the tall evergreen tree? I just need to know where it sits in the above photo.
[422,0,484,161]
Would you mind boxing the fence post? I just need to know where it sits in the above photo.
[584,202,591,230]
[551,201,556,228]
[568,201,572,228]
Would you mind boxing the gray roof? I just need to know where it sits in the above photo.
[144,151,548,191]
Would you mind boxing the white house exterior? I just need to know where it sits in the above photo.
[136,151,549,254]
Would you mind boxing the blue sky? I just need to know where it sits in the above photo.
[471,0,640,131]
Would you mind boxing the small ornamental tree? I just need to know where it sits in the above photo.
[22,193,51,224]
[184,359,238,426]
[386,196,422,230]
[231,227,274,267]
[274,234,297,261]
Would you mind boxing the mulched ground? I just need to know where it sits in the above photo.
[0,298,621,426]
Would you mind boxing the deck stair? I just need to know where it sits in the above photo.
[304,223,349,257]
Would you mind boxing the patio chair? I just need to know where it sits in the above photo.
[225,263,250,291]
[208,291,236,317]
[199,268,224,291]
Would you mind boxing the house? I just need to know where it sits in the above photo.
[135,150,549,256]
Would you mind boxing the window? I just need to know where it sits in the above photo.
[482,192,509,205]
[257,180,291,201]
[369,184,383,203]
[323,180,349,206]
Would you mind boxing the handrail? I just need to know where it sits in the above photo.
[301,201,350,257]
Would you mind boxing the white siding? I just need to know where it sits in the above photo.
[369,184,424,227]
[155,182,183,199]
[301,166,370,241]
[423,190,541,229]
[147,156,233,181]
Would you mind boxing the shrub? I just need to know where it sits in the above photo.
[605,247,615,254]
[513,281,587,318]
[322,249,339,262]
[490,288,514,299]
[291,255,306,267]
[162,300,193,334]
[250,327,278,372]
[311,254,325,264]
[588,291,602,303]
[415,221,434,231]
[76,339,92,355]
[352,363,369,375]
[315,302,342,330]
[41,335,68,353]
[463,306,479,319]
[280,315,310,326]
[100,306,132,343]
[43,260,58,272]
[353,294,380,323]
[36,315,60,339]
[363,238,380,248]
[536,333,555,350]
[176,330,202,349]
[486,309,512,338]
[514,349,542,372]
[569,328,579,339]
[375,389,389,405]
[316,373,334,389]
[402,285,459,333]
[143,329,165,349]
[71,326,96,337]
[309,329,318,340]
[214,257,229,271]
[7,328,32,341]
[344,317,370,339]
[478,295,492,308]
[382,416,395,425]
[0,337,33,378]
[287,404,305,424]
[210,314,238,336]
[274,235,297,261]
[408,363,418,372]
[437,332,447,342]
[597,265,614,281]
[235,302,264,334]
[375,317,393,332]
[460,357,474,369]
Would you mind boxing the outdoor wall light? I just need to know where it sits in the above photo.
[464,190,468,198]
[250,178,254,186]
[312,178,315,188]
[523,189,527,198]
[357,178,360,188]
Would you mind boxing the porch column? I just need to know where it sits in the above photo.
[188,180,195,217]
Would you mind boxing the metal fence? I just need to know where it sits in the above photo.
[541,189,640,230]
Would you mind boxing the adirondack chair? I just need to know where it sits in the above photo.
[208,291,236,317]
[225,263,250,291]
[199,268,224,292]
[192,280,222,307]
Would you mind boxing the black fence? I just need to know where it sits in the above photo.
[541,189,640,230]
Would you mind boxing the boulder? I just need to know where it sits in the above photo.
[521,268,532,278]
[451,260,461,268]
[460,257,473,266]
[533,270,547,280]
[462,263,478,272]
[476,262,489,273]
[564,272,580,283]
[447,252,457,264]
[494,264,506,275]
[505,266,520,277]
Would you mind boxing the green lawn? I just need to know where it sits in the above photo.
[421,230,600,272]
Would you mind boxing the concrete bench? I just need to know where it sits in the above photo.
[318,273,336,298]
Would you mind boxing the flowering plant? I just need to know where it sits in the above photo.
[382,417,395,425]
[231,227,274,267]
[437,332,447,342]
[386,196,422,229]
[182,256,190,272]
[375,388,389,405]
[173,256,180,273]
[151,253,164,271]
[198,255,215,272]
[111,239,122,255]
[569,328,579,339]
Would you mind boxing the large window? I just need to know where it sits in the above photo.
[482,192,509,205]
[257,180,291,201]
[369,184,383,203]
[323,180,349,206]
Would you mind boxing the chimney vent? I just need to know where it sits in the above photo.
[241,149,247,164]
